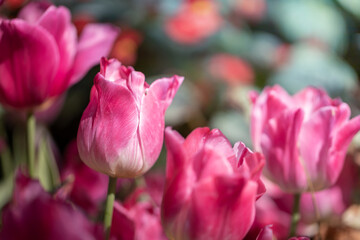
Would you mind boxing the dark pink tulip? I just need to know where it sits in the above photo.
[161,127,265,240]
[0,172,102,240]
[0,2,119,110]
[111,188,167,240]
[61,140,109,215]
[251,85,360,192]
[77,58,183,178]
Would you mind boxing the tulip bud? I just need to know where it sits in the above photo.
[77,58,183,178]
[161,127,265,240]
[251,85,360,192]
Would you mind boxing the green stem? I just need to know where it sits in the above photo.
[26,112,36,178]
[104,176,117,240]
[289,193,301,237]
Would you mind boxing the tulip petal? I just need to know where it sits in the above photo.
[164,127,185,179]
[262,108,306,192]
[111,202,136,240]
[299,105,351,189]
[147,75,184,111]
[0,20,59,109]
[251,85,294,151]
[70,24,119,85]
[77,75,141,177]
[256,225,273,240]
[37,6,77,96]
[18,2,51,23]
[189,176,257,240]
[293,87,334,119]
[193,145,234,181]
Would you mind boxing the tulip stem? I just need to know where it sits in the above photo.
[26,112,36,178]
[289,193,301,237]
[104,176,117,240]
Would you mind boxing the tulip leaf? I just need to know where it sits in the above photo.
[37,134,60,192]
[0,174,14,210]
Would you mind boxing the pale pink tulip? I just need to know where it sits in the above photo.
[161,127,265,240]
[0,2,119,111]
[77,58,183,178]
[251,85,360,192]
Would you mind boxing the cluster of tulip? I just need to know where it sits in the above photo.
[1,2,360,240]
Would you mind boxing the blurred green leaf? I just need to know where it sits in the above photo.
[209,110,252,147]
[337,0,360,19]
[270,0,347,52]
[0,174,14,210]
[37,133,60,192]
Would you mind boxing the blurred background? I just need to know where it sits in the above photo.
[1,0,360,190]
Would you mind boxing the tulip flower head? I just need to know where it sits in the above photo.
[251,85,360,193]
[0,2,119,111]
[77,58,183,178]
[161,127,265,240]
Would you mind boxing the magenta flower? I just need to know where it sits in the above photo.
[77,58,183,178]
[161,127,265,240]
[111,188,167,240]
[0,2,119,110]
[0,172,102,240]
[251,85,360,192]
[61,140,109,215]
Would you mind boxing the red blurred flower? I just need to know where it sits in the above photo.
[110,28,143,66]
[208,53,254,86]
[235,0,267,22]
[165,0,222,45]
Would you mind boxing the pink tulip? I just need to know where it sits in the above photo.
[251,85,360,192]
[77,58,183,178]
[161,127,265,240]
[0,172,102,240]
[0,2,119,111]
[111,188,167,240]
